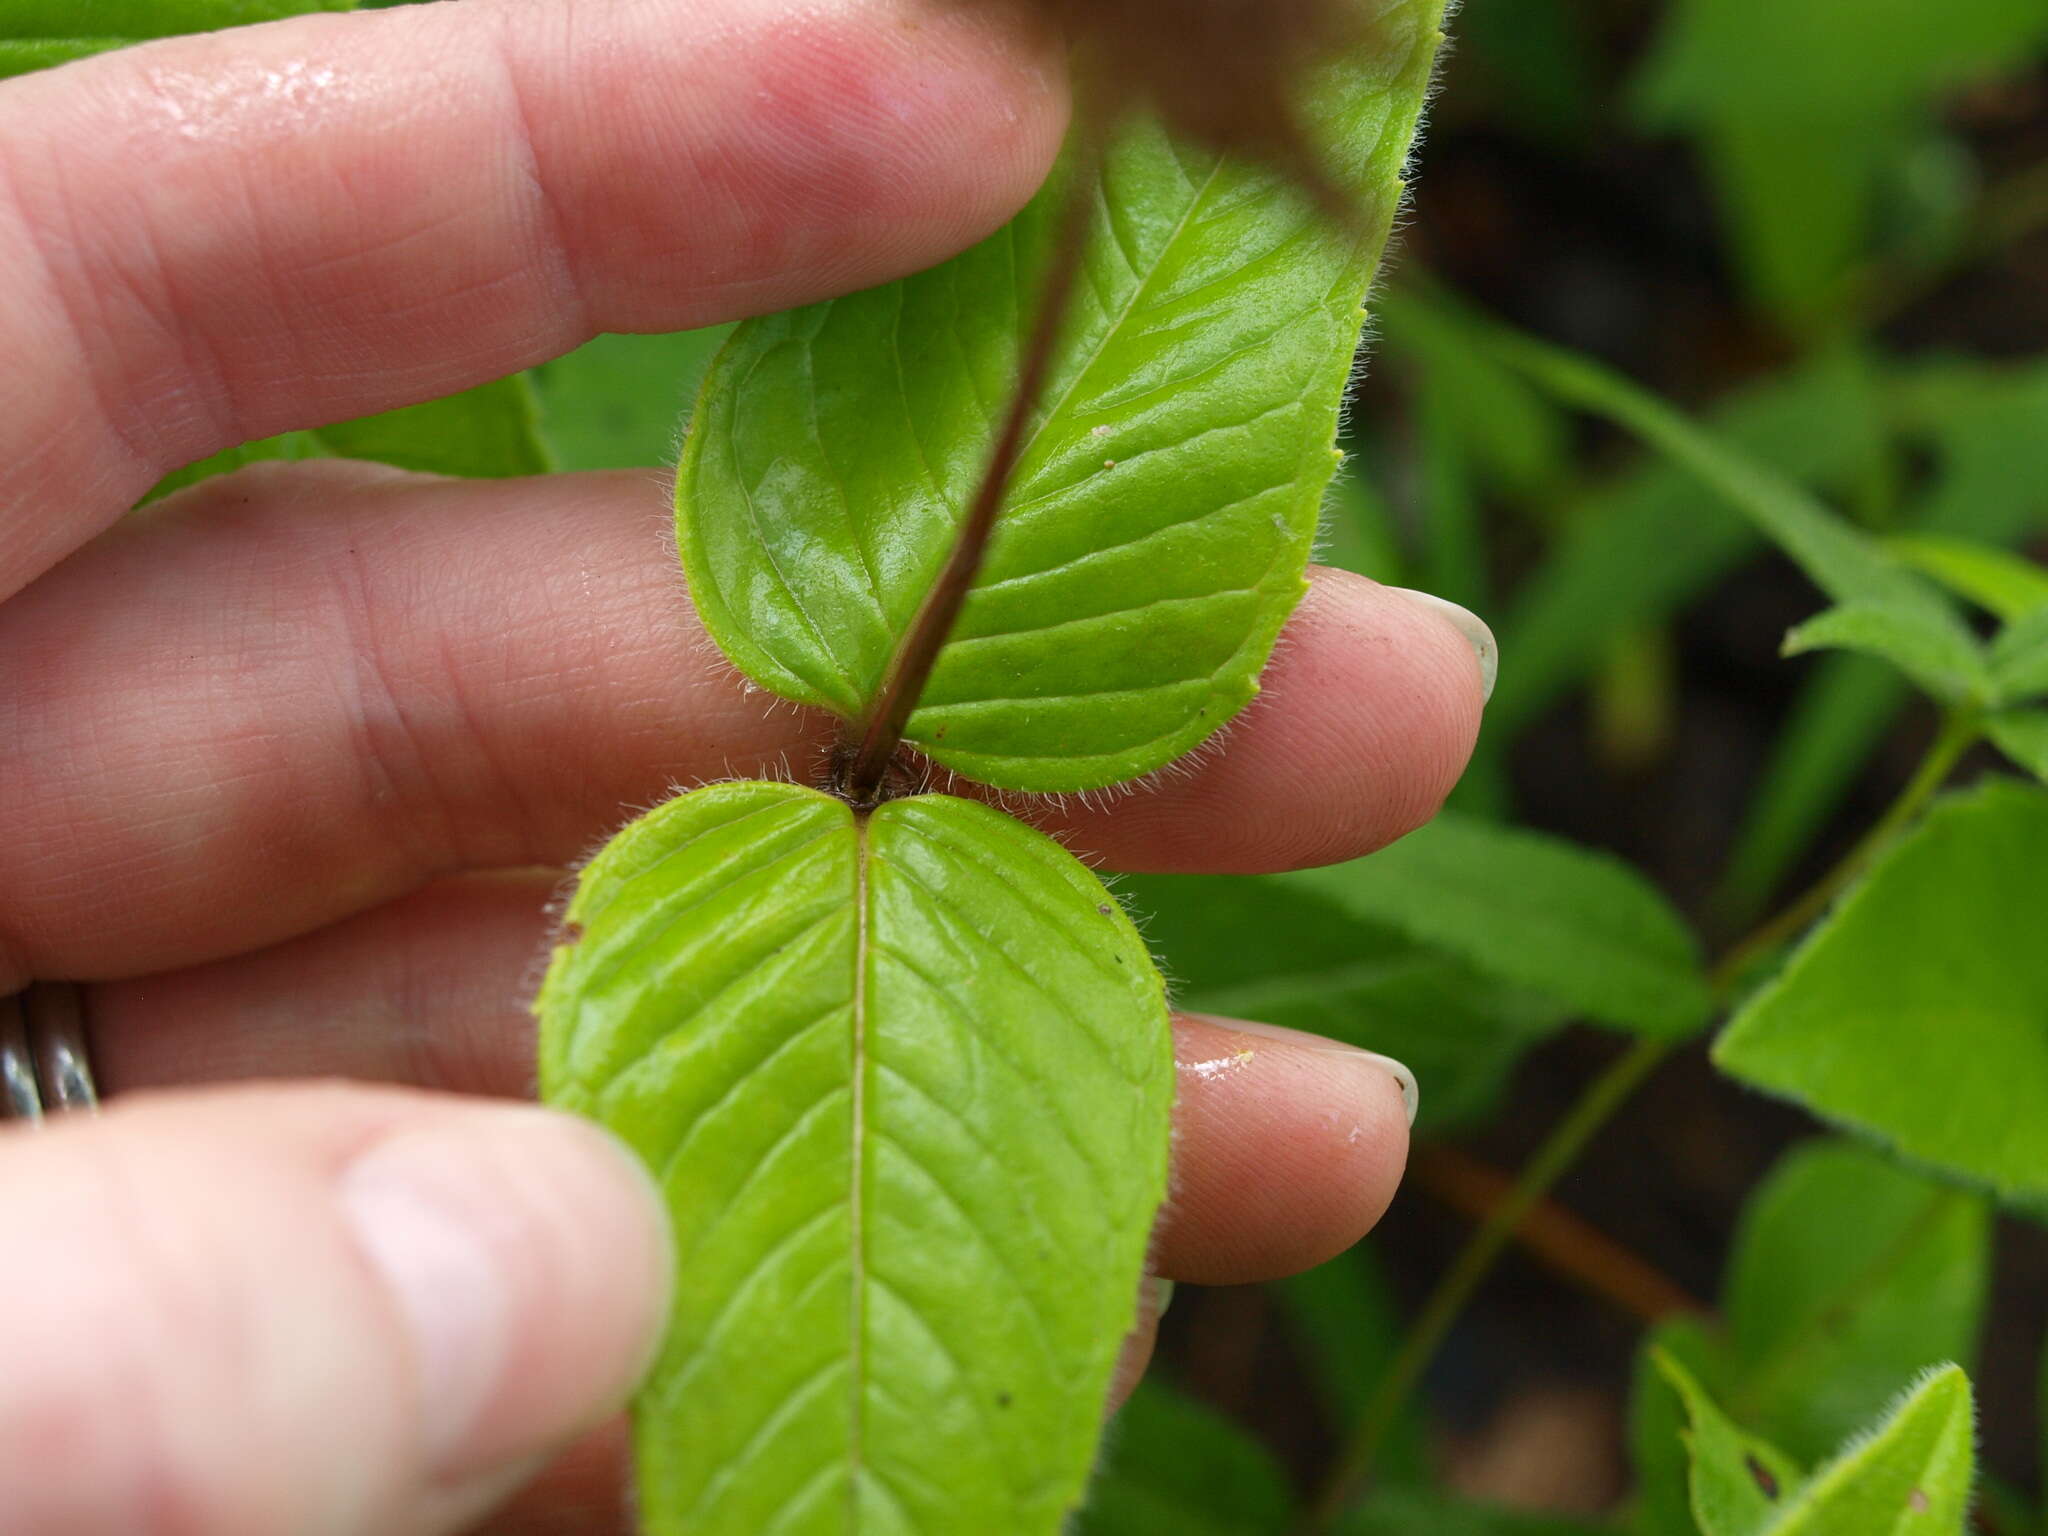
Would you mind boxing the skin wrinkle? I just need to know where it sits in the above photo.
[0,0,1070,592]
[0,467,1477,987]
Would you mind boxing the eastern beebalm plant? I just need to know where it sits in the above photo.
[531,2,1444,1527]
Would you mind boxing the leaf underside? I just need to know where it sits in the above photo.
[675,1,1444,792]
[536,783,1174,1535]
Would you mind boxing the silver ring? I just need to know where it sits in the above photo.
[0,982,101,1123]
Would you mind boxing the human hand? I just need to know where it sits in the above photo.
[0,2,1488,1531]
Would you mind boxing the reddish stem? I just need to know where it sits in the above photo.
[836,143,1102,808]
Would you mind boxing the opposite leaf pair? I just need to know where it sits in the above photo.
[536,3,1447,1531]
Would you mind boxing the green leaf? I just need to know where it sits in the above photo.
[1630,1142,1985,1536]
[1989,606,2048,703]
[147,374,550,501]
[674,9,1444,792]
[2,0,353,33]
[1076,1383,1293,1535]
[1986,708,2048,782]
[1632,1317,1724,1536]
[1379,284,1572,504]
[1494,353,1886,739]
[1715,779,2048,1210]
[1492,331,1972,654]
[1656,1351,1805,1536]
[1714,656,1910,925]
[1719,1141,1988,1465]
[1764,1367,1974,1535]
[0,38,121,75]
[1122,870,1568,1132]
[1342,1489,1611,1534]
[537,782,1174,1534]
[0,0,356,75]
[1634,0,2048,325]
[535,328,734,471]
[1718,358,2048,921]
[1288,814,1712,1038]
[1271,1245,1430,1487]
[1780,603,1989,704]
[1884,534,2048,624]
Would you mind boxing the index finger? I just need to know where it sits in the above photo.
[0,0,1066,598]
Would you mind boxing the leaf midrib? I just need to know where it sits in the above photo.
[848,812,872,1527]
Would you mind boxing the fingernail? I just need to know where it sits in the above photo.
[1196,1016,1420,1126]
[1388,587,1497,703]
[338,1108,670,1470]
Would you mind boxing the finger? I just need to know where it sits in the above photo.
[1155,1014,1411,1284]
[88,876,1413,1285]
[0,1084,670,1536]
[0,465,1485,986]
[0,0,1067,594]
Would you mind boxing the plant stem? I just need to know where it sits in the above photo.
[1301,1034,1672,1531]
[1299,710,1979,1530]
[838,144,1100,808]
[1708,708,1978,996]
[1412,1144,1707,1325]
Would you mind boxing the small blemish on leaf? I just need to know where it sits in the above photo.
[1097,903,1113,917]
[1908,1489,1929,1514]
[997,1392,1013,1409]
[563,922,585,944]
[1745,1455,1780,1500]
[1092,424,1112,437]
[1103,459,1118,469]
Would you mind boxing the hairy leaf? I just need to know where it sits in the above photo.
[1124,870,1567,1132]
[537,783,1174,1534]
[675,5,1443,791]
[1719,1141,1988,1465]
[1780,603,1989,704]
[1657,1352,1805,1536]
[1077,1383,1292,1535]
[1632,1317,1725,1536]
[1287,814,1712,1038]
[1715,780,2048,1211]
[1765,1367,1974,1535]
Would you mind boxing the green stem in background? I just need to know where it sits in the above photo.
[1709,708,1978,996]
[1300,711,1980,1531]
[1301,1033,1672,1532]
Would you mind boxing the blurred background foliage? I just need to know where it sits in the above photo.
[14,0,2048,1529]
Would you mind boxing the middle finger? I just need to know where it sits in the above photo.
[0,463,1484,988]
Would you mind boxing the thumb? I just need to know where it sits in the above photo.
[0,1083,670,1536]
